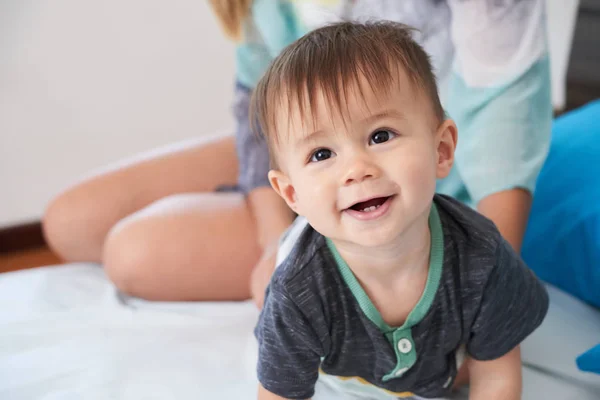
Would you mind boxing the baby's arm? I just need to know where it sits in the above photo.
[468,346,522,400]
[464,239,548,399]
[258,385,311,400]
[255,279,324,400]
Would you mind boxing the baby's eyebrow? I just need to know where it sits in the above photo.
[360,109,405,125]
[296,129,329,146]
[292,109,404,147]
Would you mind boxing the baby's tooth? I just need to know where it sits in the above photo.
[361,205,379,212]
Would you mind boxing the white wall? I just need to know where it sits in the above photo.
[0,0,235,226]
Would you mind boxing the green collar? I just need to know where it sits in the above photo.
[326,203,444,333]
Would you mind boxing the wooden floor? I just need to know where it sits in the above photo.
[0,246,62,274]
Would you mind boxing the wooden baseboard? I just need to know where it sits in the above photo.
[0,222,46,253]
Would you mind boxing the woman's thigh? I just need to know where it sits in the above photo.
[43,133,239,262]
[103,191,262,302]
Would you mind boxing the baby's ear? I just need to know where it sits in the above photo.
[435,119,458,179]
[268,170,299,212]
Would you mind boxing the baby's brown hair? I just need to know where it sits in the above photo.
[251,21,445,167]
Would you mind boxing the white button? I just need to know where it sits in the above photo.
[397,338,412,354]
[394,367,409,377]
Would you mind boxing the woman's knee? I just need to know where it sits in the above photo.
[102,192,261,301]
[102,216,161,299]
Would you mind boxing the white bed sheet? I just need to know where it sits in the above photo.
[1,263,599,399]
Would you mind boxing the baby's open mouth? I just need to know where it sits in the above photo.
[349,196,393,212]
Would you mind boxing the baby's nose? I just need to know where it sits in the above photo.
[343,158,380,186]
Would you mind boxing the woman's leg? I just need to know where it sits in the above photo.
[43,133,239,262]
[103,192,261,301]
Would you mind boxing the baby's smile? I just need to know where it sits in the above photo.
[343,194,396,221]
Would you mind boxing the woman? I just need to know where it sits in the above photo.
[43,0,552,306]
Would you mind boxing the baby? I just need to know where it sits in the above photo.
[252,21,548,400]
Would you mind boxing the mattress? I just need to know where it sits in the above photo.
[1,263,599,399]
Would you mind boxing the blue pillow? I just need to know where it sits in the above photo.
[522,101,600,375]
[577,344,600,374]
[522,100,600,309]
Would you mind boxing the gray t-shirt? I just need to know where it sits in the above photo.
[255,194,549,399]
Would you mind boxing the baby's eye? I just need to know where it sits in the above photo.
[309,148,334,163]
[369,130,397,145]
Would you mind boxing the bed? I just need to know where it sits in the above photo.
[1,260,599,399]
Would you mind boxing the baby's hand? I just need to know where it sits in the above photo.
[468,347,522,400]
[250,242,278,309]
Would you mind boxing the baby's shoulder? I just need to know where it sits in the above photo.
[434,194,505,259]
[433,194,519,293]
[270,223,336,296]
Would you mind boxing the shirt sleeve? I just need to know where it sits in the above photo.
[467,239,549,361]
[445,0,552,204]
[255,282,324,399]
[233,83,271,193]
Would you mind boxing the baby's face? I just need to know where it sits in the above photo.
[269,70,456,248]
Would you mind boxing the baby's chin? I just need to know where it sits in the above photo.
[317,225,401,250]
[347,232,400,249]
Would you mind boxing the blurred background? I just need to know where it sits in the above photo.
[0,0,598,267]
[564,0,600,110]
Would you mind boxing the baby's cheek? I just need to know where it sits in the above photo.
[402,156,437,192]
[299,181,335,216]
[295,181,323,209]
[302,177,328,197]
